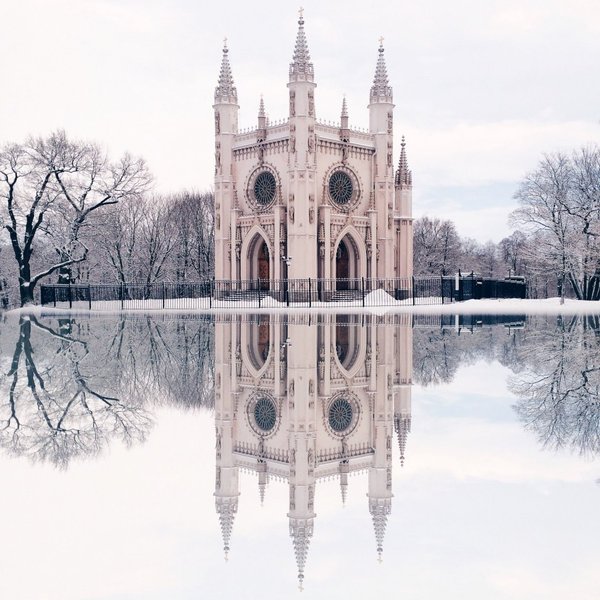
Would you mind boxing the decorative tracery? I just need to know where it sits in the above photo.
[254,396,277,432]
[328,398,353,432]
[254,171,277,206]
[328,171,353,205]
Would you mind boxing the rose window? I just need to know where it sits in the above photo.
[254,171,277,205]
[328,171,353,205]
[254,397,277,432]
[328,398,353,432]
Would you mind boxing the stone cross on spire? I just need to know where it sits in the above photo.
[370,38,392,103]
[215,38,237,103]
[289,8,314,82]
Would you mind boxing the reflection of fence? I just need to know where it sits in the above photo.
[40,275,526,310]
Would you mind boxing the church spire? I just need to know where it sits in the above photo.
[370,38,393,104]
[370,499,391,562]
[215,38,237,103]
[395,136,413,189]
[289,8,314,82]
[395,412,412,466]
[258,95,265,119]
[216,498,238,561]
[341,96,348,119]
[290,519,313,591]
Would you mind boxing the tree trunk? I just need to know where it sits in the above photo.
[19,282,35,306]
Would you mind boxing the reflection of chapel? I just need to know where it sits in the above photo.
[213,11,413,283]
[214,315,413,588]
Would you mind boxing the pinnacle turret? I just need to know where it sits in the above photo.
[258,95,265,119]
[290,518,314,591]
[216,497,238,561]
[370,38,393,103]
[395,412,412,466]
[395,136,413,190]
[289,8,314,82]
[215,39,237,103]
[369,498,391,562]
[341,96,348,119]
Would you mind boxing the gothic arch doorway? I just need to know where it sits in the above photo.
[248,234,270,289]
[335,235,359,291]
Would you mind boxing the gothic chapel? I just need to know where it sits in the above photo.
[213,11,413,283]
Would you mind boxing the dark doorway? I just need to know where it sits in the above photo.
[258,241,270,290]
[336,240,350,290]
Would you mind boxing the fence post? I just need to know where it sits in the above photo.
[257,278,261,308]
[308,278,312,308]
[362,277,365,307]
[441,276,444,304]
[88,284,92,310]
[412,276,415,306]
[120,282,124,310]
[286,280,290,307]
[53,286,56,308]
[68,283,72,309]
[162,281,166,309]
[209,279,213,309]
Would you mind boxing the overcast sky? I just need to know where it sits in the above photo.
[1,0,598,242]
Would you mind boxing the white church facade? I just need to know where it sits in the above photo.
[213,314,413,588]
[213,11,413,284]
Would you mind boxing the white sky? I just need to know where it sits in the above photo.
[1,0,599,242]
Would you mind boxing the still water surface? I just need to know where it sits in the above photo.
[0,312,598,600]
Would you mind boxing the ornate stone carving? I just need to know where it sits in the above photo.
[308,90,314,116]
[215,112,220,134]
[289,90,296,116]
[215,141,221,174]
[387,111,393,134]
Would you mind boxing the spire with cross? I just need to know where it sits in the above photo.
[215,37,237,103]
[370,36,392,103]
[290,7,314,81]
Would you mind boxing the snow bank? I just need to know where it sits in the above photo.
[10,296,600,317]
[364,289,396,306]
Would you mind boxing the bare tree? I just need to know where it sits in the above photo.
[413,216,461,275]
[511,147,600,301]
[0,131,151,305]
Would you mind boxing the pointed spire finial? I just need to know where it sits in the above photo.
[370,499,391,562]
[370,38,392,103]
[290,8,314,82]
[215,38,237,103]
[290,518,313,593]
[395,136,412,190]
[216,498,238,562]
[341,95,348,118]
[258,95,265,118]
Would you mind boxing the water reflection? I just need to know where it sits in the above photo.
[509,315,600,457]
[214,315,413,588]
[0,315,213,466]
[1,312,600,592]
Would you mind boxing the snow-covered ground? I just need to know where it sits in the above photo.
[10,296,600,317]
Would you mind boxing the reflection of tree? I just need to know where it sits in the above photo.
[412,325,511,386]
[0,316,151,467]
[0,315,214,467]
[509,315,600,457]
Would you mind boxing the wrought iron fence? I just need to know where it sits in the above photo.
[39,275,526,311]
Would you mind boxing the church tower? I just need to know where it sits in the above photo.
[213,40,239,280]
[213,10,413,286]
